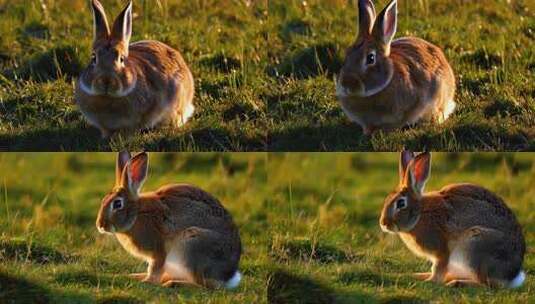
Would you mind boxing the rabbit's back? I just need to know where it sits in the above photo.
[436,184,524,242]
[155,184,239,238]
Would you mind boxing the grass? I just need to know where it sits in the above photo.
[267,153,535,303]
[0,0,268,151]
[266,0,535,151]
[1,0,534,151]
[1,153,534,303]
[0,153,269,303]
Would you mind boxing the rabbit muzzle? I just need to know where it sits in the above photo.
[336,72,365,98]
[93,74,122,96]
[96,213,115,234]
[379,212,398,234]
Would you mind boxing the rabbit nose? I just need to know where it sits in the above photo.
[95,77,110,90]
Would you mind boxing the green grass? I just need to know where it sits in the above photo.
[1,153,534,303]
[1,0,534,151]
[267,153,535,303]
[0,0,268,151]
[0,153,269,303]
[266,0,535,151]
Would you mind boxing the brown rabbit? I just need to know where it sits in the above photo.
[96,152,242,289]
[336,0,456,135]
[379,151,526,288]
[76,0,195,138]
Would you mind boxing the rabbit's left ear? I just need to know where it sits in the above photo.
[116,151,131,186]
[372,0,397,47]
[405,152,431,195]
[399,149,414,183]
[122,152,148,195]
[111,0,133,45]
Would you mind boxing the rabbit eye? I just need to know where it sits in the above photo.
[395,198,407,209]
[366,53,375,65]
[112,199,124,210]
[119,55,126,64]
[91,53,97,65]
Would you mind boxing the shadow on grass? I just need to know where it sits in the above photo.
[0,272,96,303]
[271,239,361,264]
[268,121,370,152]
[0,125,266,152]
[0,238,77,264]
[97,296,145,304]
[3,45,84,82]
[138,127,266,152]
[269,120,531,151]
[379,296,427,304]
[0,125,103,151]
[268,269,376,304]
[0,272,50,304]
[269,43,343,79]
[337,270,418,289]
[267,269,336,304]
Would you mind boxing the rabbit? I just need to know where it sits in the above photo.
[336,0,456,135]
[96,151,242,289]
[379,150,526,288]
[75,0,195,138]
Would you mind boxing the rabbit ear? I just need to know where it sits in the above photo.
[405,152,431,194]
[358,0,376,37]
[399,149,414,183]
[111,0,133,45]
[372,0,397,47]
[116,151,131,186]
[122,152,148,195]
[91,0,110,42]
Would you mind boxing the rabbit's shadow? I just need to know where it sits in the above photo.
[267,269,377,304]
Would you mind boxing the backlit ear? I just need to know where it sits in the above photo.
[406,152,431,194]
[91,0,110,42]
[111,0,133,45]
[116,151,131,186]
[122,152,148,195]
[372,0,397,47]
[358,0,376,37]
[399,149,414,184]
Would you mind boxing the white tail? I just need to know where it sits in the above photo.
[225,271,242,289]
[508,270,526,288]
[439,99,456,123]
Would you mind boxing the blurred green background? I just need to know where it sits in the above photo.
[0,152,268,303]
[267,153,535,303]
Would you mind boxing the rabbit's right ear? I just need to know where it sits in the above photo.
[91,0,110,42]
[399,150,414,183]
[122,152,149,195]
[358,0,376,37]
[116,151,131,186]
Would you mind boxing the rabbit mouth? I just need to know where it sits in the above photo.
[380,222,398,234]
[79,75,136,98]
[97,224,115,234]
[336,76,383,98]
[335,77,365,98]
